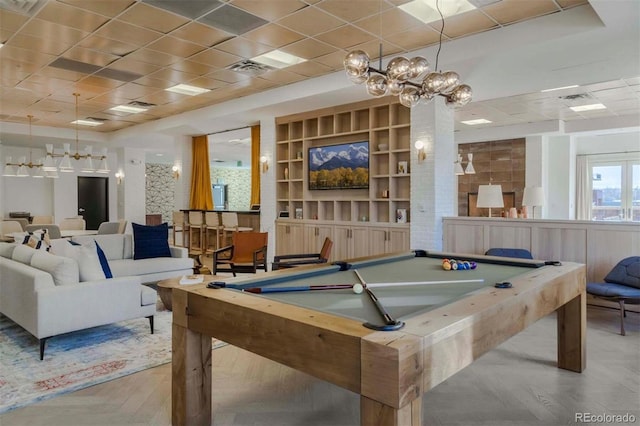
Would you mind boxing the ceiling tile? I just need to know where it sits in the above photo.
[349,40,403,61]
[62,47,121,67]
[104,57,161,75]
[147,68,198,84]
[438,10,498,39]
[280,38,337,60]
[125,48,181,67]
[184,76,227,91]
[142,0,223,19]
[315,24,374,50]
[135,90,187,105]
[257,69,307,85]
[276,6,345,36]
[316,0,392,22]
[199,4,268,35]
[0,8,29,33]
[556,0,589,9]
[286,60,333,77]
[6,32,72,56]
[77,75,126,90]
[190,48,242,68]
[353,7,424,37]
[170,21,232,46]
[20,19,88,45]
[206,68,252,84]
[109,83,160,99]
[58,0,135,17]
[385,26,441,51]
[133,75,176,89]
[243,24,305,48]
[214,37,273,58]
[49,57,101,75]
[79,35,138,57]
[118,2,189,34]
[230,0,307,21]
[147,36,206,58]
[95,68,143,83]
[95,19,160,46]
[169,59,213,75]
[34,1,109,32]
[482,0,560,25]
[314,50,351,69]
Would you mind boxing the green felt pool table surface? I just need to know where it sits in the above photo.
[219,252,542,328]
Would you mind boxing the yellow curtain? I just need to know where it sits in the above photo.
[189,135,213,210]
[250,125,261,206]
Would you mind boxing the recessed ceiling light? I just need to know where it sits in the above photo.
[165,84,210,96]
[569,103,606,112]
[109,104,149,114]
[399,0,476,24]
[461,118,492,125]
[71,119,104,127]
[251,50,306,69]
[541,85,579,92]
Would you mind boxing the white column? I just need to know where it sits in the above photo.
[122,148,146,226]
[546,135,575,219]
[525,136,549,218]
[410,98,455,251]
[260,119,277,263]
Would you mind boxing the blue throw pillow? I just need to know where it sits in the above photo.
[94,241,113,279]
[132,222,171,260]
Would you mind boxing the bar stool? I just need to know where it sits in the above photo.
[172,211,186,247]
[221,212,253,246]
[204,212,223,254]
[188,211,204,254]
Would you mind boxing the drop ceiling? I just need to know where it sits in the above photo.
[0,0,638,145]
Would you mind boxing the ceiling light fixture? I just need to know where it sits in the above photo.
[343,0,472,108]
[569,103,606,112]
[43,93,109,174]
[251,50,306,69]
[2,115,46,178]
[399,0,476,24]
[109,104,149,114]
[461,118,492,125]
[165,84,210,96]
[541,85,579,92]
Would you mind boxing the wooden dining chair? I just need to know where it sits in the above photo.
[213,231,268,276]
[272,237,333,270]
[59,218,86,231]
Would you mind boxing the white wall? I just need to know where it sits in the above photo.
[1,145,118,225]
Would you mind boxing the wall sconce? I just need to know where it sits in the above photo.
[172,165,180,180]
[115,171,124,184]
[260,155,269,173]
[414,140,426,162]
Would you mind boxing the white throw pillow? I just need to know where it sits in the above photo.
[30,251,79,286]
[12,244,38,264]
[69,240,107,282]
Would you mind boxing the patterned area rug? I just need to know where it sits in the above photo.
[0,308,224,414]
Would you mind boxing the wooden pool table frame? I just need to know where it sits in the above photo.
[171,252,586,425]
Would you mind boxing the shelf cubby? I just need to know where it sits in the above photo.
[335,112,351,133]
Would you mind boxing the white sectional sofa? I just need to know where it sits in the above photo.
[0,234,192,360]
[71,234,193,284]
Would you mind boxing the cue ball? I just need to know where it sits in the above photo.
[353,283,364,294]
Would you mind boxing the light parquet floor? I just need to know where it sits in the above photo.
[2,255,639,426]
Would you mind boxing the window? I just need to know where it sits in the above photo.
[589,155,640,222]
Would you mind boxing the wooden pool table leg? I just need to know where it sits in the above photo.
[361,395,422,426]
[172,323,212,426]
[556,291,586,373]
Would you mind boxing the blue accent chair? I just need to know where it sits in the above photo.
[485,248,533,259]
[586,256,640,335]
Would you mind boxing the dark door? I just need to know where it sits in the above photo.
[78,176,108,230]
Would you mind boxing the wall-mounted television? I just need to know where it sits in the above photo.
[308,141,369,190]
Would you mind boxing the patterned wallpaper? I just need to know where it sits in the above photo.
[146,163,175,224]
[211,167,251,211]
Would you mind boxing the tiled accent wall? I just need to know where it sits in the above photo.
[211,168,251,211]
[146,163,175,224]
[457,139,526,216]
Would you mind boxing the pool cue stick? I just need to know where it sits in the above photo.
[354,270,403,329]
[243,284,354,294]
[365,278,484,288]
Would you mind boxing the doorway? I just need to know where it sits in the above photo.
[78,176,108,230]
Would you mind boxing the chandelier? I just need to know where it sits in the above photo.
[343,1,472,108]
[43,93,109,174]
[2,115,47,178]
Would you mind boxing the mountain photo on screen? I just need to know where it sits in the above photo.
[308,141,369,190]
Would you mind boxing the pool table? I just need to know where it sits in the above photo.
[171,251,586,426]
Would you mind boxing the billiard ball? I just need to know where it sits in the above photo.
[352,283,364,294]
[442,260,451,270]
